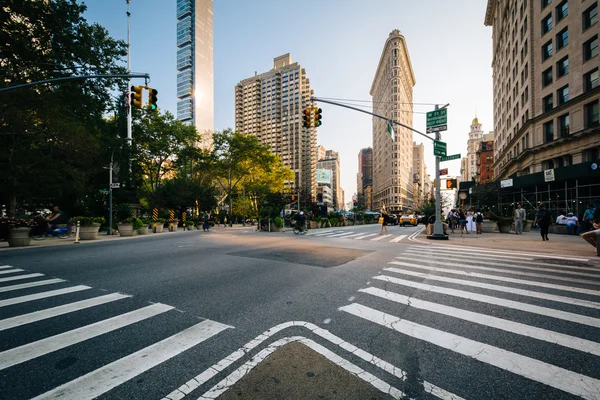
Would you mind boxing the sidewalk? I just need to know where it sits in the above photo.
[415,228,599,260]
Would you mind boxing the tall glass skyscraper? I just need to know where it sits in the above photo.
[176,0,213,149]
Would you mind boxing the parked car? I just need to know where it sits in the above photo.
[399,214,418,226]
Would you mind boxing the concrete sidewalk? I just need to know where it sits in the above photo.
[415,228,599,260]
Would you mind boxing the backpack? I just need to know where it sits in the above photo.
[476,213,484,223]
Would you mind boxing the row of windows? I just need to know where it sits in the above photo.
[543,34,597,63]
[543,100,599,143]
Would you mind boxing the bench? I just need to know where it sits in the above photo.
[548,224,569,235]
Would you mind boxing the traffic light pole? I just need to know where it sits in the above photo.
[126,0,133,185]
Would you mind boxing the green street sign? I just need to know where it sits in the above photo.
[99,189,109,194]
[426,109,447,133]
[433,140,447,157]
[440,153,461,162]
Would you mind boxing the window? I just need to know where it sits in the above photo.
[543,94,554,112]
[584,68,599,92]
[542,13,553,34]
[558,114,570,137]
[583,3,598,30]
[583,35,598,61]
[541,0,551,9]
[542,40,553,60]
[557,56,569,77]
[585,100,599,127]
[556,1,568,21]
[542,67,553,86]
[557,85,569,105]
[525,86,529,103]
[556,27,568,49]
[544,121,554,142]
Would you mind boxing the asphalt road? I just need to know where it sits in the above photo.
[1,223,600,400]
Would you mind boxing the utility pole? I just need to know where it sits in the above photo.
[108,151,114,235]
[431,104,445,238]
[126,0,133,186]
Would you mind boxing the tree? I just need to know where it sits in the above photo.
[0,0,128,215]
[154,178,217,215]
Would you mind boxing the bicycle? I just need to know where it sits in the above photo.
[30,215,70,240]
[293,221,308,235]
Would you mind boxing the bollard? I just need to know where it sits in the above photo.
[74,220,80,244]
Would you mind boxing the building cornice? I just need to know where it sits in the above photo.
[484,0,497,26]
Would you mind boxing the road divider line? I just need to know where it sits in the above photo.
[408,227,425,242]
[355,233,378,240]
[373,275,600,328]
[0,269,25,275]
[388,261,600,297]
[371,234,392,241]
[408,244,589,262]
[0,286,92,308]
[0,303,174,371]
[402,250,600,276]
[32,319,231,400]
[0,293,131,332]
[383,268,600,310]
[394,257,600,286]
[0,279,65,293]
[390,235,407,243]
[360,286,600,356]
[162,320,462,400]
[0,273,44,283]
[340,303,600,400]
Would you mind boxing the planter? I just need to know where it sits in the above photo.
[79,223,101,240]
[309,221,318,229]
[8,227,31,247]
[138,224,151,235]
[481,220,497,233]
[272,226,283,232]
[168,220,179,232]
[195,224,202,230]
[497,223,511,233]
[153,223,164,233]
[118,223,134,237]
[523,220,533,232]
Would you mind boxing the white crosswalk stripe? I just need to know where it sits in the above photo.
[306,229,415,242]
[390,235,407,243]
[370,234,392,241]
[0,268,25,275]
[0,267,231,400]
[339,247,600,399]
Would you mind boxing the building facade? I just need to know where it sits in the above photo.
[412,142,426,208]
[235,54,317,199]
[317,149,343,210]
[370,30,416,212]
[484,0,599,180]
[476,137,495,184]
[461,118,485,182]
[357,147,373,210]
[176,0,214,149]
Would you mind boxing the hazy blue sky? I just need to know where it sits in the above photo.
[83,0,493,202]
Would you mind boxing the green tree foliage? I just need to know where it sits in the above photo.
[153,178,217,214]
[0,0,128,216]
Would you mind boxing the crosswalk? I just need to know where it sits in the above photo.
[0,265,231,400]
[338,245,600,399]
[305,228,423,243]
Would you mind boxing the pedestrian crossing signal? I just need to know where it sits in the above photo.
[446,179,457,189]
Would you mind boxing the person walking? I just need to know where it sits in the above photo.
[379,207,389,236]
[534,203,551,241]
[475,210,484,234]
[466,209,476,233]
[514,203,526,234]
[582,204,596,232]
[459,209,469,234]
[446,209,454,233]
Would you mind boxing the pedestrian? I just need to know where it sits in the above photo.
[223,215,227,227]
[534,203,551,241]
[459,209,469,234]
[566,212,579,235]
[475,210,484,234]
[379,207,389,236]
[446,209,454,232]
[582,204,596,232]
[466,209,476,233]
[514,203,526,235]
[581,221,600,251]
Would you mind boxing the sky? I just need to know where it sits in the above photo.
[83,0,494,204]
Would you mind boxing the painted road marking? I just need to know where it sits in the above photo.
[402,250,600,276]
[390,235,407,243]
[0,303,173,370]
[0,265,15,270]
[32,319,231,400]
[326,231,356,238]
[388,261,600,297]
[382,268,600,310]
[373,274,600,328]
[0,273,44,283]
[0,286,91,308]
[0,268,25,275]
[360,286,600,356]
[354,233,378,240]
[340,303,600,400]
[0,279,65,293]
[332,232,367,238]
[0,293,131,332]
[306,230,337,236]
[371,234,392,241]
[408,245,590,262]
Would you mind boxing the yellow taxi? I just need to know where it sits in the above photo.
[399,214,418,226]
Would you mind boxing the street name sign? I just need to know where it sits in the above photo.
[440,153,461,162]
[433,140,447,157]
[426,109,447,133]
[439,168,448,176]
[110,183,120,189]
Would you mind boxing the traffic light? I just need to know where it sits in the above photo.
[147,87,158,110]
[130,85,143,109]
[302,109,310,128]
[314,107,322,127]
[446,179,457,189]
